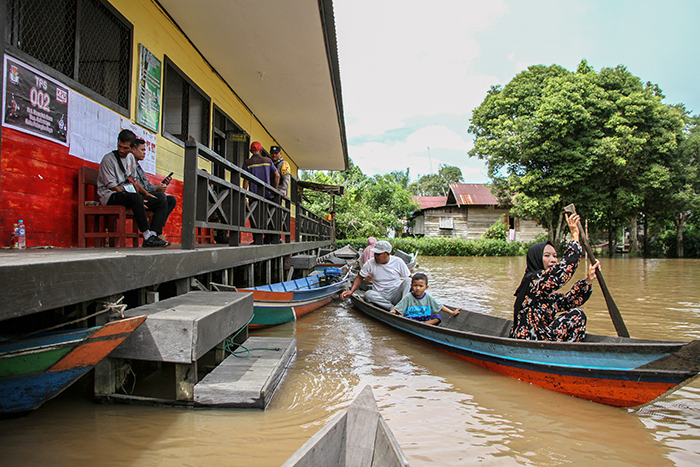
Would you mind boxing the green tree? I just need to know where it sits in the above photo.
[409,164,464,196]
[643,112,700,257]
[469,60,685,253]
[300,160,418,239]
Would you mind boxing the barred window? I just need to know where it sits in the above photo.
[163,60,210,146]
[213,106,248,168]
[5,0,132,110]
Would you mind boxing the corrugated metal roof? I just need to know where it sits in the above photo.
[413,196,448,210]
[449,184,498,206]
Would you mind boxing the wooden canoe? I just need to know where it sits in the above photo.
[238,273,349,303]
[217,273,349,328]
[394,249,419,271]
[0,315,146,414]
[248,296,336,328]
[350,295,700,408]
[282,385,410,467]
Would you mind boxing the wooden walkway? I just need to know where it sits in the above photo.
[0,240,331,322]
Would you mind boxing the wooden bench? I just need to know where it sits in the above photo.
[78,166,141,247]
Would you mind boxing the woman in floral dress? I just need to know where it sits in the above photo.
[510,214,600,342]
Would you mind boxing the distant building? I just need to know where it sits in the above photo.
[409,184,546,241]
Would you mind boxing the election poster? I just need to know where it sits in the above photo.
[2,54,70,146]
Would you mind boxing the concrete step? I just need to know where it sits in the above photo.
[111,291,253,363]
[194,337,296,409]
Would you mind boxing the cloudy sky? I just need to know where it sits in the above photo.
[334,0,700,183]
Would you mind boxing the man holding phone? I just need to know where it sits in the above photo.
[131,138,177,245]
[97,130,170,247]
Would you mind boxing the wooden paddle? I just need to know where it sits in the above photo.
[563,204,630,338]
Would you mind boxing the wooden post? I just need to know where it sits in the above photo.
[182,141,199,249]
[175,278,189,296]
[214,339,227,365]
[94,357,121,396]
[247,263,254,287]
[265,259,272,285]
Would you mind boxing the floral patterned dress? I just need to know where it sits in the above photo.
[510,241,590,342]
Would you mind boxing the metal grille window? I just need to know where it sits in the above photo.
[213,106,248,168]
[5,0,132,110]
[163,60,210,146]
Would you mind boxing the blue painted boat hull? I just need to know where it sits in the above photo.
[0,368,90,413]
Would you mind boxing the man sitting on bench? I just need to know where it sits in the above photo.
[96,129,170,247]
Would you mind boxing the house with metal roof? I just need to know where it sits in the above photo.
[410,184,546,241]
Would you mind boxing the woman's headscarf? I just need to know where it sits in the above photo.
[513,241,553,315]
[360,237,377,264]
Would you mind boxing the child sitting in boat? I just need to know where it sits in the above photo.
[510,213,600,342]
[390,273,460,325]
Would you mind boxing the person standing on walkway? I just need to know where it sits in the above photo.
[243,141,279,198]
[269,145,290,197]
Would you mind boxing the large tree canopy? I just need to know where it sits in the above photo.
[468,60,686,249]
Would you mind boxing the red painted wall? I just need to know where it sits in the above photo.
[0,128,183,248]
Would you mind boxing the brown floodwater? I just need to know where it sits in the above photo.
[2,255,700,466]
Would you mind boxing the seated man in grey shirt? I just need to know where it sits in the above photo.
[96,129,170,247]
[131,137,177,244]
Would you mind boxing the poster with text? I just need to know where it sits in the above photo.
[136,44,161,133]
[2,54,69,146]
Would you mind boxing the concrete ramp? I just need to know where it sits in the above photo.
[194,337,296,409]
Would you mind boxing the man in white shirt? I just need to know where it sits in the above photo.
[340,240,411,310]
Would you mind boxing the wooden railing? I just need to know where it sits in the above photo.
[182,141,331,249]
[182,141,291,249]
[296,204,332,242]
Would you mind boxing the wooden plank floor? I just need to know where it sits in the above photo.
[0,240,331,321]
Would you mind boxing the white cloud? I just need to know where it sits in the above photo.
[348,125,488,182]
[335,0,509,137]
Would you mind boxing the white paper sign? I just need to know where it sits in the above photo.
[68,90,158,174]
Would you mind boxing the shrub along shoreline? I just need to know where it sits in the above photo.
[337,237,535,257]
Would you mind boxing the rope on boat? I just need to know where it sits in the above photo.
[23,297,128,337]
[218,314,282,358]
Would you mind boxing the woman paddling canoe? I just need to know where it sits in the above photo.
[510,213,600,342]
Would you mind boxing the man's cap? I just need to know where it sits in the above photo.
[270,145,281,153]
[250,141,262,152]
[370,240,392,254]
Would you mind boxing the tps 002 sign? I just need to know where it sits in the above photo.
[3,55,69,146]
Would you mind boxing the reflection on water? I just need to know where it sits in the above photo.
[1,256,699,466]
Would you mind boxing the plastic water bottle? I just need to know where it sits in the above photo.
[17,220,26,249]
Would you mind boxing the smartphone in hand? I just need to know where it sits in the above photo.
[162,172,174,184]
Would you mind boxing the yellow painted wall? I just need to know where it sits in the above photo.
[109,0,298,181]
